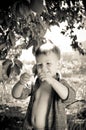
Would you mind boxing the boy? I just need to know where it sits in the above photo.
[12,41,75,130]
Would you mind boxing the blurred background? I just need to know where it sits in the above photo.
[0,0,86,130]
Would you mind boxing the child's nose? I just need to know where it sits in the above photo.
[42,65,48,73]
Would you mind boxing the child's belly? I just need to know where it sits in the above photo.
[31,82,51,129]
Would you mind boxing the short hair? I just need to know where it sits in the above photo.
[35,40,61,60]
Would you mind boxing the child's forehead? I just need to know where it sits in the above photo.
[36,51,59,61]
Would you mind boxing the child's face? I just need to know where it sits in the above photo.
[36,51,59,78]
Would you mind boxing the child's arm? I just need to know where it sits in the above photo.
[47,77,69,100]
[12,73,33,99]
[39,73,68,100]
[12,81,24,99]
[47,78,76,105]
[12,81,31,99]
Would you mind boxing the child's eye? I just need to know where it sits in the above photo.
[37,64,42,68]
[47,62,51,66]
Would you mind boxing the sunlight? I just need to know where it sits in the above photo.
[19,47,35,63]
[19,24,86,63]
[44,24,86,53]
[44,25,73,53]
[74,28,86,42]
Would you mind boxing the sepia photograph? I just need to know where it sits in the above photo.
[0,0,86,130]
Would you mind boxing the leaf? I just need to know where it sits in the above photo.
[6,64,12,77]
[29,0,44,14]
[61,31,65,35]
[2,59,11,67]
[12,64,20,75]
[8,30,16,46]
[7,61,22,79]
[82,0,86,11]
[0,49,8,60]
[14,59,23,69]
[12,0,30,18]
[2,59,12,80]
[0,43,6,50]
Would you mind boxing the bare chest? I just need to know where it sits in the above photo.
[31,84,52,128]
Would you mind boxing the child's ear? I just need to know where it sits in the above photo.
[32,64,38,76]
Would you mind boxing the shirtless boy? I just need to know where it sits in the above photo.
[12,41,75,130]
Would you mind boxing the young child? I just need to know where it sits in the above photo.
[12,41,76,130]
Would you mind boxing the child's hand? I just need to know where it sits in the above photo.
[20,72,33,85]
[38,72,55,85]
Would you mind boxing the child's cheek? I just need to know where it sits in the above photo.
[37,69,42,77]
[37,69,41,74]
